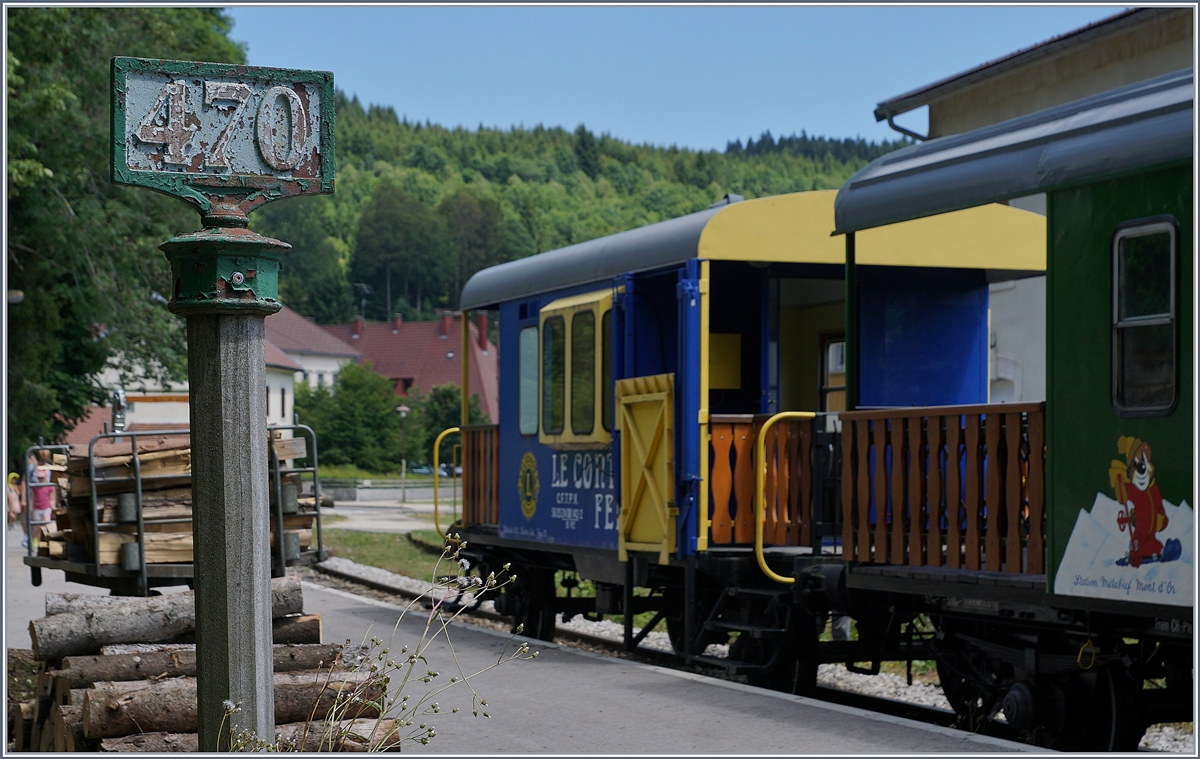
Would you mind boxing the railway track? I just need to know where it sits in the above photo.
[308,562,1017,743]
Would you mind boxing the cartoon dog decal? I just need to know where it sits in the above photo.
[1109,436,1181,568]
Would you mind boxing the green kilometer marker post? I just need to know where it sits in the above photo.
[111,57,334,750]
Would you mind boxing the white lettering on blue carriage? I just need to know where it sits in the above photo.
[551,506,584,529]
[549,452,616,531]
[595,493,615,530]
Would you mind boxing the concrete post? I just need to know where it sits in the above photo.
[162,229,290,750]
[187,314,275,747]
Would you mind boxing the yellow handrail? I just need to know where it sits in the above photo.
[754,411,817,585]
[432,427,460,539]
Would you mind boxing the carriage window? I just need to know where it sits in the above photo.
[1113,219,1176,414]
[539,289,612,447]
[571,311,595,435]
[542,317,565,434]
[518,327,538,435]
[821,335,846,412]
[601,310,612,432]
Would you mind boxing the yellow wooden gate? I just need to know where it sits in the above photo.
[616,374,676,564]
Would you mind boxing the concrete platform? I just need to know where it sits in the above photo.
[4,523,1032,752]
[307,582,1035,753]
[322,500,447,534]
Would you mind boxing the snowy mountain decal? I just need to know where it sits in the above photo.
[1054,493,1193,607]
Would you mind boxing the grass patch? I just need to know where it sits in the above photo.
[314,464,442,483]
[321,528,448,582]
[317,464,393,480]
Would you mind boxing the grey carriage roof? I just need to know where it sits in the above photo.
[834,68,1194,234]
[459,205,724,311]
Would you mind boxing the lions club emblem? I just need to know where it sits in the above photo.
[518,452,539,520]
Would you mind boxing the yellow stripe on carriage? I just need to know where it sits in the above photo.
[697,189,1045,272]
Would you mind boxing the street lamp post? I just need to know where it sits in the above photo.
[397,405,409,503]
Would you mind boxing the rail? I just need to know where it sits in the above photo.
[432,427,460,538]
[839,402,1046,573]
[461,425,499,526]
[753,412,817,584]
[21,443,73,587]
[22,426,325,595]
[268,424,326,579]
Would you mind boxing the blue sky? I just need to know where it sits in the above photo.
[227,5,1123,151]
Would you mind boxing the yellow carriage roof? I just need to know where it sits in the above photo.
[460,189,1045,311]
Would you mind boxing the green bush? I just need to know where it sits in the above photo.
[296,368,487,472]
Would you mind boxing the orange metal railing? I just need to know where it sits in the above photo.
[839,403,1045,573]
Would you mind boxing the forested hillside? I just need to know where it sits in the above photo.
[252,95,909,323]
[6,8,247,461]
[5,6,906,456]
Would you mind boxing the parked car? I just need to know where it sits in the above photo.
[410,465,433,475]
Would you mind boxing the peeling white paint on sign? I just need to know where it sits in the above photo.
[122,72,323,179]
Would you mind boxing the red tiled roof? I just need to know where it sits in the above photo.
[265,305,361,358]
[321,314,500,422]
[63,406,109,454]
[265,339,303,372]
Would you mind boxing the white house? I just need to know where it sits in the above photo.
[73,338,307,450]
[264,305,361,390]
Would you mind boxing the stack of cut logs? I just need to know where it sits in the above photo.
[9,576,403,752]
[40,434,327,567]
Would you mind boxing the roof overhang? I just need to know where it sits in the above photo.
[837,68,1194,234]
[459,206,720,311]
[872,8,1173,124]
[462,185,1051,310]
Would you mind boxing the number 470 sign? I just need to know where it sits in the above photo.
[112,57,334,223]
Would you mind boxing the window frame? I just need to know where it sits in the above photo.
[518,326,539,436]
[1111,215,1179,417]
[538,289,613,448]
[541,316,566,435]
[570,310,596,435]
[601,309,613,432]
[819,331,847,412]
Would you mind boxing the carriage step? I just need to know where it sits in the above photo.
[704,621,786,639]
[691,654,769,676]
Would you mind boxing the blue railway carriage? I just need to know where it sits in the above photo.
[447,70,1191,750]
[449,191,1041,671]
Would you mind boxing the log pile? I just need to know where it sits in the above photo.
[8,576,397,752]
[40,434,328,568]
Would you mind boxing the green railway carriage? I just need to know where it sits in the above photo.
[834,67,1193,748]
[442,69,1192,750]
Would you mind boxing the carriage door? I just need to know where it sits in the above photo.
[616,374,676,564]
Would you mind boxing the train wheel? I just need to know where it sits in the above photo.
[933,618,1005,730]
[935,649,1001,731]
[1039,666,1144,751]
[509,567,556,642]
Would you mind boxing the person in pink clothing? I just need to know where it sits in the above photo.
[29,449,57,543]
